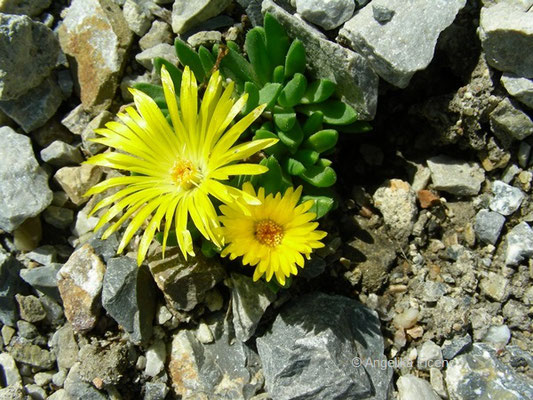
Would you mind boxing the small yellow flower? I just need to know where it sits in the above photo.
[84,66,277,265]
[220,182,327,285]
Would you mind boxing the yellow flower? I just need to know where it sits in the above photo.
[219,182,327,285]
[84,66,277,265]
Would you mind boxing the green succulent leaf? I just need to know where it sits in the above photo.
[283,157,306,176]
[301,195,336,218]
[300,79,336,104]
[201,239,219,258]
[198,46,215,76]
[303,129,338,153]
[252,156,286,195]
[273,65,285,84]
[132,83,166,109]
[273,111,296,132]
[245,27,272,85]
[243,81,260,115]
[293,148,319,166]
[175,38,206,83]
[261,121,274,131]
[264,12,290,68]
[226,41,241,52]
[303,112,324,137]
[285,39,306,78]
[298,162,337,187]
[220,47,258,87]
[253,129,287,157]
[277,73,307,108]
[334,120,373,134]
[276,120,304,153]
[153,58,182,92]
[258,83,283,109]
[298,100,358,125]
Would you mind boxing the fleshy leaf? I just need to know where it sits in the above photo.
[253,129,287,157]
[264,12,290,68]
[298,163,336,187]
[220,47,259,87]
[303,112,324,137]
[273,111,296,132]
[293,148,319,166]
[277,73,307,108]
[276,120,303,153]
[298,100,358,125]
[300,79,336,104]
[175,38,205,82]
[285,39,306,78]
[132,83,166,109]
[303,129,338,153]
[273,65,285,83]
[154,58,182,92]
[301,195,336,218]
[283,157,306,175]
[334,120,373,134]
[198,46,215,76]
[245,27,272,85]
[243,81,260,115]
[258,83,282,109]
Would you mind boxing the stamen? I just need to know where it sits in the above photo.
[170,159,200,188]
[255,219,284,247]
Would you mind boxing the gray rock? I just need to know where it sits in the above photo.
[54,164,103,206]
[135,43,178,70]
[15,294,46,322]
[20,263,62,300]
[236,0,263,26]
[298,255,326,279]
[61,104,93,136]
[81,110,114,155]
[474,209,506,245]
[295,0,354,30]
[0,0,51,16]
[10,341,55,369]
[16,320,38,339]
[263,0,378,120]
[50,323,79,370]
[445,343,533,400]
[25,245,57,265]
[76,341,130,385]
[502,299,529,330]
[397,375,441,400]
[230,273,277,342]
[171,0,232,34]
[505,222,533,266]
[144,339,166,377]
[418,340,443,371]
[0,127,53,232]
[1,325,15,345]
[373,179,418,243]
[0,13,59,100]
[483,325,511,347]
[88,232,120,262]
[123,0,153,36]
[372,4,395,24]
[102,256,156,344]
[47,388,69,400]
[144,382,169,400]
[420,280,448,303]
[490,98,533,143]
[0,75,63,133]
[57,243,106,332]
[489,180,525,216]
[501,73,533,109]
[479,2,533,78]
[187,30,222,48]
[43,206,74,230]
[480,271,510,302]
[64,362,114,400]
[339,0,466,88]
[0,251,30,326]
[168,313,262,399]
[427,155,485,196]
[0,352,21,386]
[40,140,83,167]
[256,292,392,400]
[139,20,173,51]
[25,384,46,400]
[0,384,25,400]
[58,0,133,113]
[518,141,531,168]
[148,247,226,312]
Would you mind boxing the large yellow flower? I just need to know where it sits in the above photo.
[84,66,277,265]
[219,182,327,285]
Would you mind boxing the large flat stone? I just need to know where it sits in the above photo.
[0,126,52,232]
[58,0,133,113]
[262,0,378,120]
[171,0,232,34]
[338,0,466,88]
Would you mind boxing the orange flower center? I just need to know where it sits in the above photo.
[255,219,284,247]
[170,159,200,188]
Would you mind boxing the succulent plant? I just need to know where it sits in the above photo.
[134,13,371,218]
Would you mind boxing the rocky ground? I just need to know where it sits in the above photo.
[0,0,532,399]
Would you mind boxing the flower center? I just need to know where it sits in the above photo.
[170,159,200,188]
[255,219,284,247]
